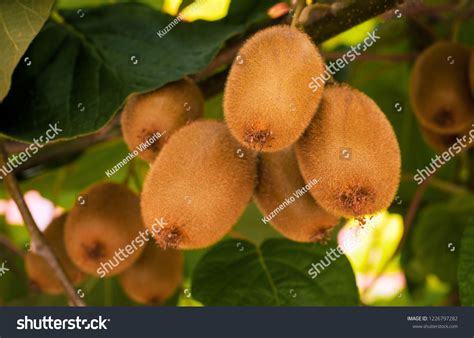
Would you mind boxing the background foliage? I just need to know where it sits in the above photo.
[0,0,473,307]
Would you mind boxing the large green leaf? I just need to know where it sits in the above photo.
[192,238,358,306]
[407,197,474,284]
[459,224,474,306]
[0,2,267,142]
[0,0,54,101]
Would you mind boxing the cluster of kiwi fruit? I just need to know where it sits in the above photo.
[26,183,183,305]
[137,24,400,247]
[25,24,403,303]
[410,41,474,152]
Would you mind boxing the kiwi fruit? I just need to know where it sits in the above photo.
[296,84,401,218]
[141,120,257,250]
[119,244,183,305]
[419,125,470,154]
[224,25,325,152]
[25,214,85,295]
[121,78,204,163]
[254,147,339,242]
[65,183,145,277]
[410,41,474,134]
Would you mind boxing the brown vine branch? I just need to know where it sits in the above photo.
[0,142,85,306]
[291,0,306,28]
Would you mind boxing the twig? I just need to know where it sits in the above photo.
[0,142,85,306]
[291,0,306,28]
[361,175,433,297]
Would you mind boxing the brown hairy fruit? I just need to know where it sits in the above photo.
[121,78,204,162]
[141,120,257,250]
[254,147,339,242]
[410,41,473,134]
[296,84,401,218]
[224,25,325,152]
[419,125,472,154]
[25,214,85,295]
[119,244,183,305]
[65,183,145,276]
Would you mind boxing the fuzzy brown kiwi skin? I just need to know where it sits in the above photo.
[119,244,183,305]
[255,147,339,242]
[121,78,204,163]
[296,84,401,218]
[64,183,146,277]
[224,25,325,152]
[141,120,257,250]
[419,125,473,154]
[25,214,85,295]
[410,41,474,134]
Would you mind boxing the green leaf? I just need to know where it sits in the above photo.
[408,197,474,284]
[56,0,164,10]
[191,238,359,306]
[0,0,54,101]
[459,224,474,306]
[0,3,248,142]
[18,139,150,208]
